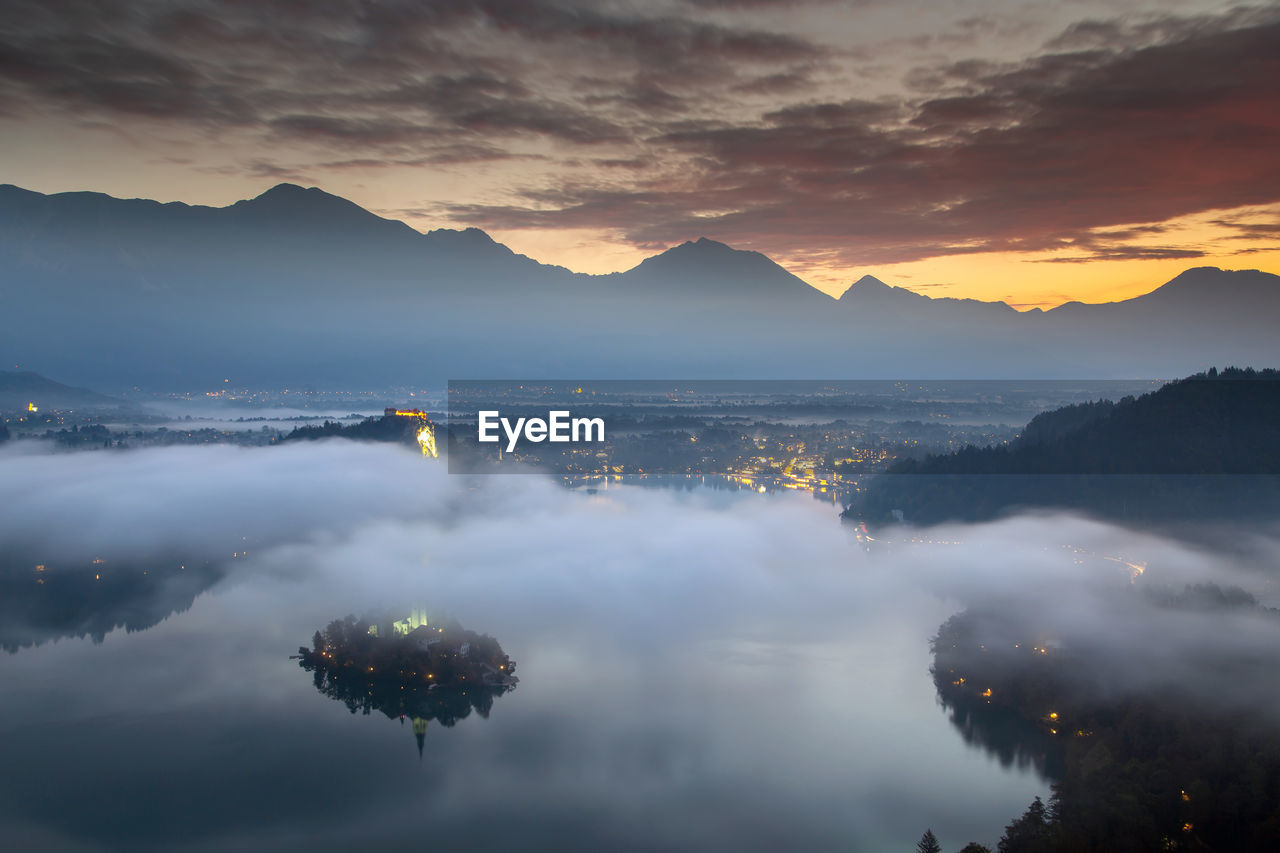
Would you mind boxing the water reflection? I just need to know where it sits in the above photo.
[929,591,1280,851]
[298,611,518,757]
[935,678,1065,781]
[0,555,223,652]
[0,471,1060,851]
[930,609,1066,781]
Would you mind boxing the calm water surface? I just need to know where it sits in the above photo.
[0,485,1047,852]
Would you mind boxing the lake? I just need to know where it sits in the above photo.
[0,445,1055,852]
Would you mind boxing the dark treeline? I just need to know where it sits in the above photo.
[931,590,1280,852]
[51,423,113,448]
[281,413,425,446]
[850,368,1280,525]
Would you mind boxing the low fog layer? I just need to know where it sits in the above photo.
[6,440,1280,851]
[0,440,467,564]
[4,440,1280,715]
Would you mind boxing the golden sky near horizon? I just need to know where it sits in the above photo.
[475,205,1280,307]
[2,0,1277,308]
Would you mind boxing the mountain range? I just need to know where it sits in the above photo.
[2,182,1277,388]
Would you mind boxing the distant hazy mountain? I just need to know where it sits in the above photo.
[615,237,827,305]
[0,371,121,412]
[1031,267,1280,375]
[835,275,1043,368]
[838,274,1015,320]
[1,182,1277,387]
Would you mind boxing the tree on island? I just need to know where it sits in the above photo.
[282,413,425,448]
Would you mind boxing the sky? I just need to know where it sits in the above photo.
[1,0,1278,307]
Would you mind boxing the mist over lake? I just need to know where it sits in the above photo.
[3,1,1279,848]
[3,440,1278,851]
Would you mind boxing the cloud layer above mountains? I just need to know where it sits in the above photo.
[2,0,1278,279]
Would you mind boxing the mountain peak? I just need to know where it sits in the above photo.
[0,370,119,409]
[659,237,739,257]
[847,274,892,290]
[692,236,733,249]
[838,274,915,303]
[633,237,771,271]
[1101,266,1280,310]
[240,183,365,213]
[229,183,415,237]
[619,237,830,303]
[1153,266,1241,292]
[424,225,500,245]
[258,182,312,198]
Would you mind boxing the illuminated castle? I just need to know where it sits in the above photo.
[383,408,438,457]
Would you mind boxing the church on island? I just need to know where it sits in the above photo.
[365,607,431,638]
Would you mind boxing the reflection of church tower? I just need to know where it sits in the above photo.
[412,717,428,758]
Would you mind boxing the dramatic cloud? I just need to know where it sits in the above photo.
[1029,247,1208,264]
[0,0,825,152]
[444,9,1280,266]
[0,0,1276,283]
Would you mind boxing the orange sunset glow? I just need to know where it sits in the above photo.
[3,0,1277,310]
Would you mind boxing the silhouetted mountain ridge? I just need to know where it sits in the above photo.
[2,182,1278,386]
[226,183,419,237]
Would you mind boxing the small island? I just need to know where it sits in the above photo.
[298,610,517,756]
